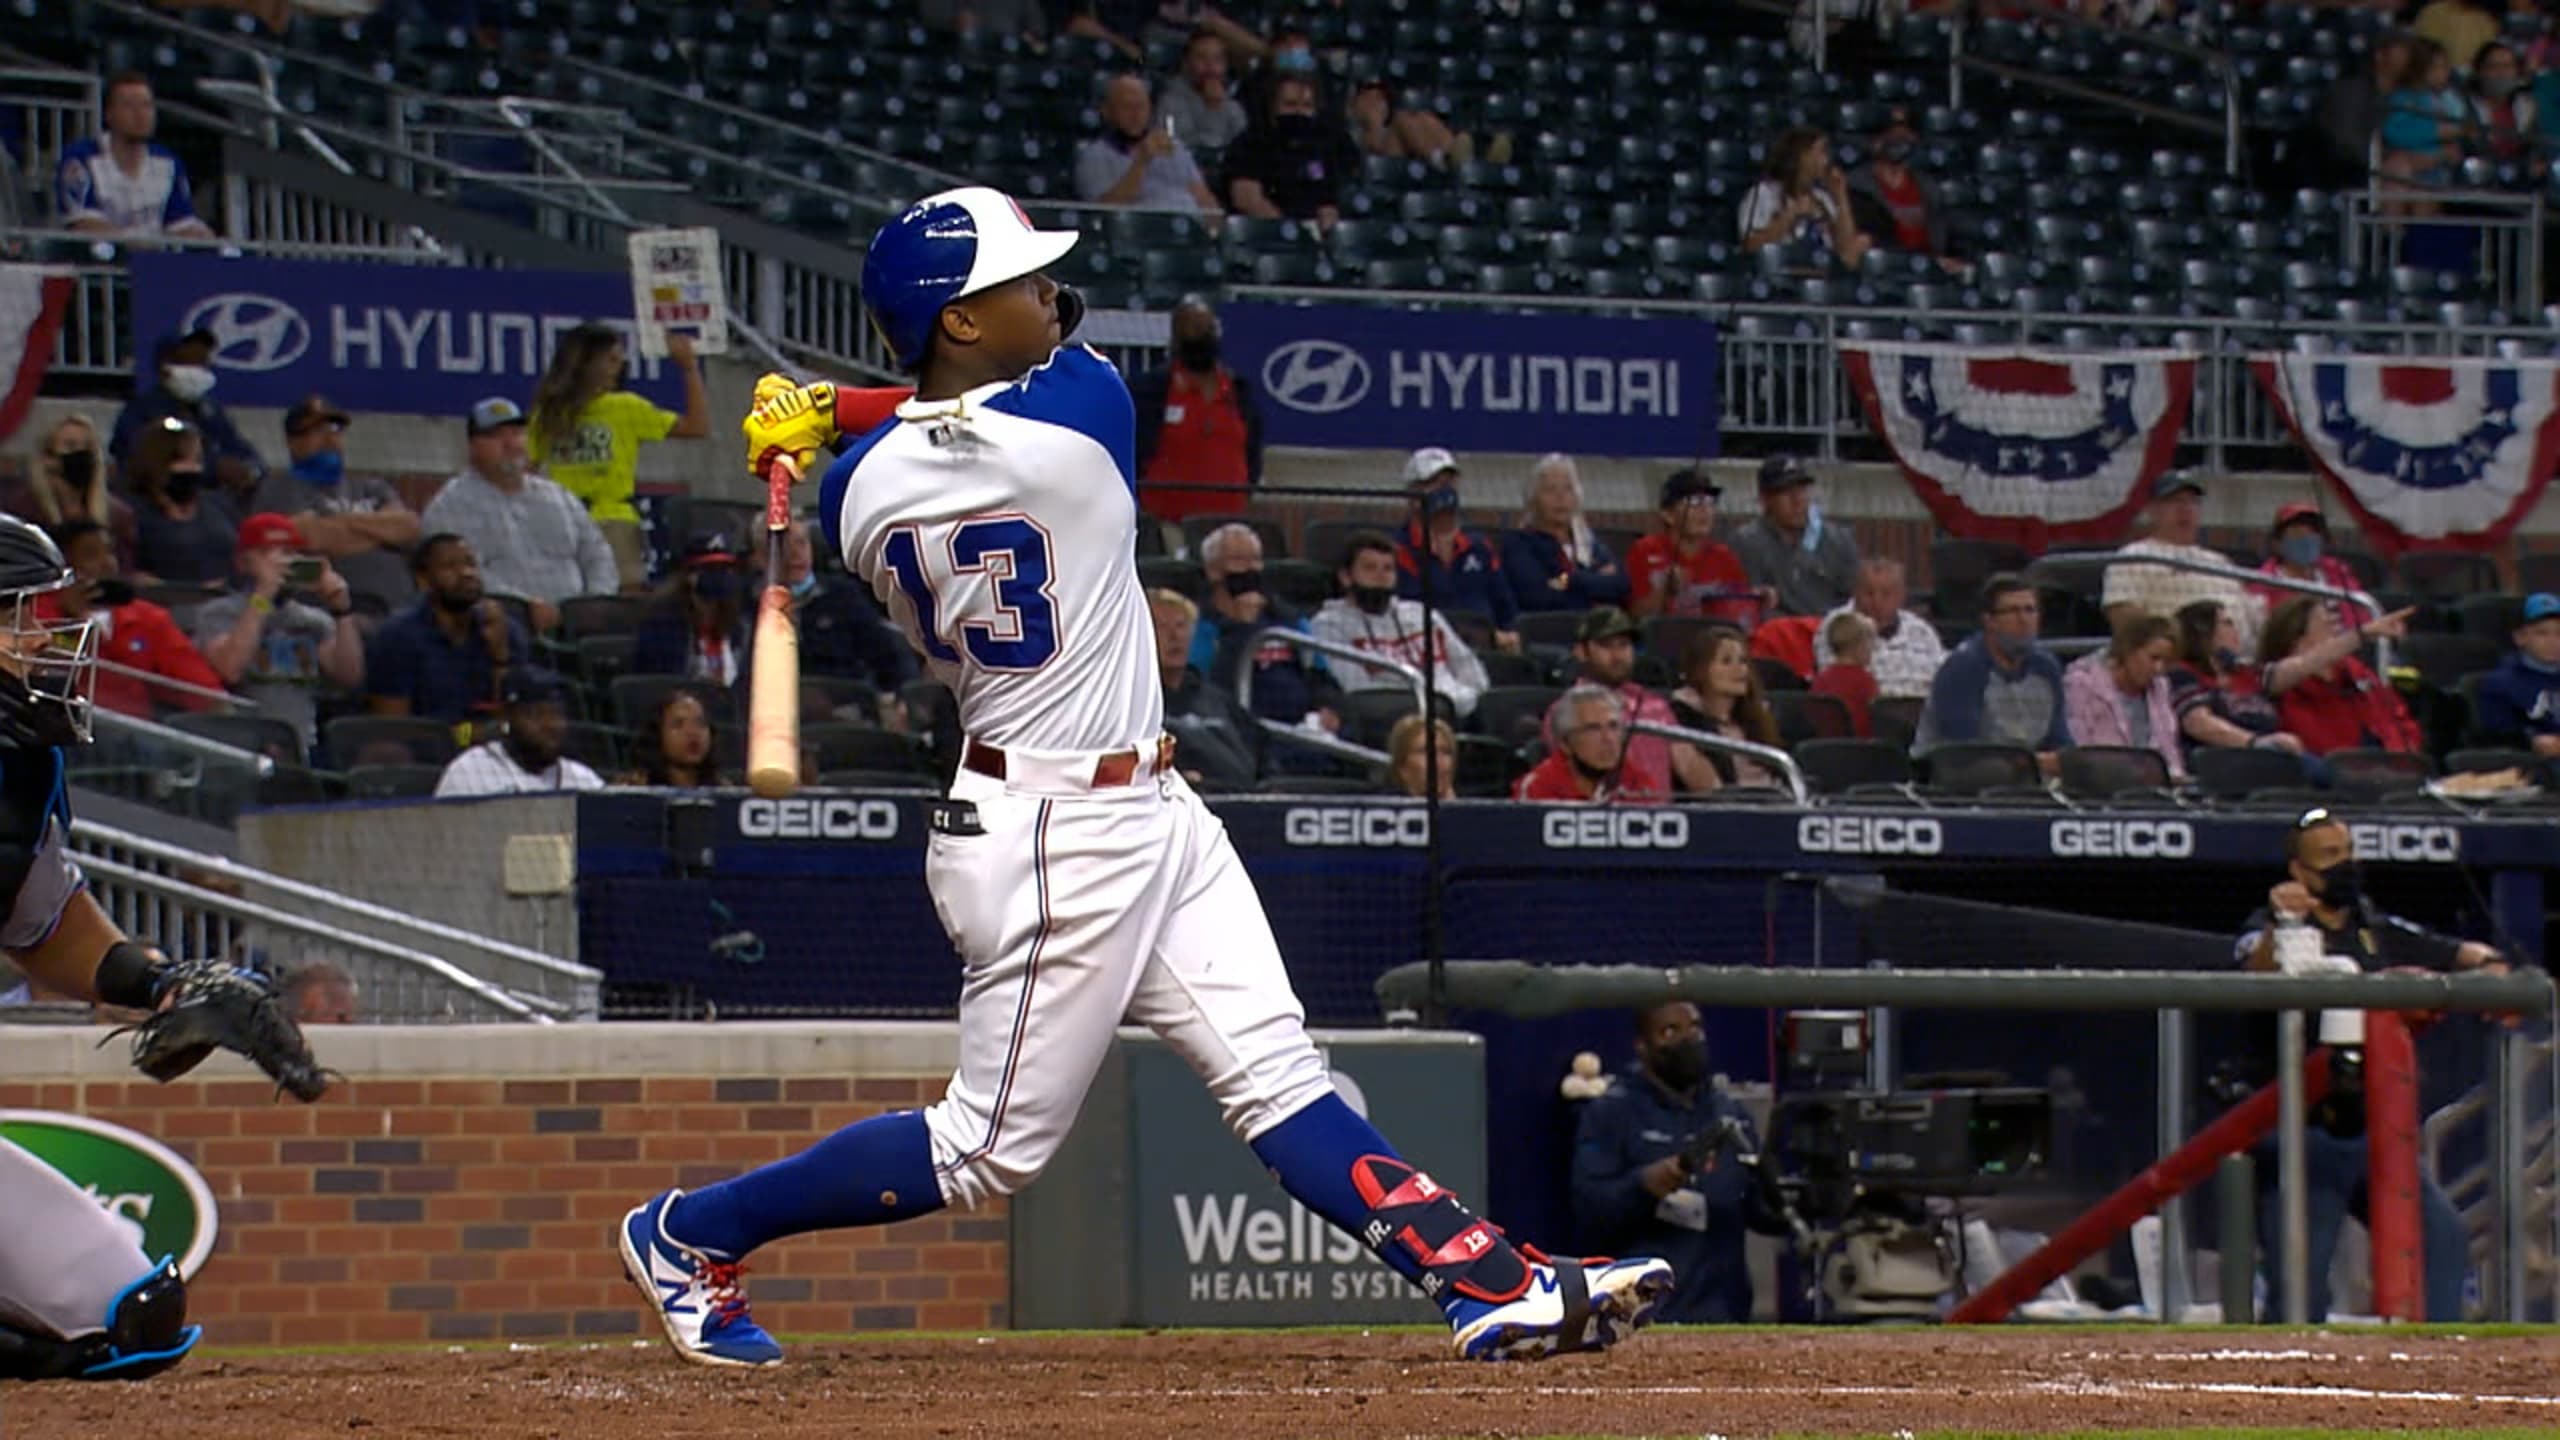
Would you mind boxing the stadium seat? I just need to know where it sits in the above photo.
[2057,745,2173,800]
[2397,633,2499,691]
[1928,539,2032,622]
[2445,746,2540,778]
[803,723,924,774]
[1793,737,1914,794]
[2517,552,2560,596]
[1475,685,1562,748]
[2455,593,2522,641]
[344,764,443,800]
[1514,611,1589,652]
[1868,696,1926,751]
[1641,616,1720,669]
[800,676,883,724]
[2396,552,2499,600]
[1263,559,1333,612]
[560,723,629,775]
[1768,691,1852,745]
[2324,747,2434,800]
[1750,657,1807,694]
[1179,513,1288,560]
[1921,742,2041,796]
[323,716,460,771]
[1337,689,1448,749]
[1136,557,1208,604]
[610,675,737,731]
[167,713,306,767]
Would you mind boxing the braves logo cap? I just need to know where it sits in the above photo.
[862,187,1079,369]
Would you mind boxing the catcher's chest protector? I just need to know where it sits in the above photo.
[0,748,81,953]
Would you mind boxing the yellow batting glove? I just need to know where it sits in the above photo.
[742,374,838,482]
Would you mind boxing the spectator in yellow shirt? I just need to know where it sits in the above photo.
[2413,0,2498,71]
[526,323,708,590]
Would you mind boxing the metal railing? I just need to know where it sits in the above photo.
[1244,627,1413,768]
[0,64,101,208]
[1633,717,1811,806]
[2024,548,2394,672]
[69,820,601,1021]
[1947,1,2246,176]
[2344,186,2546,316]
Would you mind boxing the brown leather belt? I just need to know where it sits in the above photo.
[962,734,1175,788]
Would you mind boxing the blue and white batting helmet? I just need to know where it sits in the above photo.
[861,186,1080,370]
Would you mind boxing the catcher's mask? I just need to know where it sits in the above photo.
[0,515,98,748]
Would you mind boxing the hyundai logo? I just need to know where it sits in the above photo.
[182,292,310,372]
[1262,339,1371,414]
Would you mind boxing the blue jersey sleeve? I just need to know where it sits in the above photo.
[980,344,1138,499]
[160,147,201,229]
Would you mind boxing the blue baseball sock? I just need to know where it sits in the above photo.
[667,1109,944,1258]
[1250,1093,1531,1314]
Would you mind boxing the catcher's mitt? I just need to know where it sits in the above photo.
[108,958,334,1102]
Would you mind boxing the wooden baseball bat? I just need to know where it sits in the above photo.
[745,454,801,799]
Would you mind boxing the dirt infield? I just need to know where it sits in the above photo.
[9,1328,2558,1438]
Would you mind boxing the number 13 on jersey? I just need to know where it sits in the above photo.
[879,516,1061,670]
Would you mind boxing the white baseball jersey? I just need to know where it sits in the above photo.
[820,345,1163,755]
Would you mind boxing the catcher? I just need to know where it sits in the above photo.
[0,514,328,1381]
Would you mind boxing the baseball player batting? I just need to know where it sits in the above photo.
[0,515,328,1382]
[617,186,1672,1367]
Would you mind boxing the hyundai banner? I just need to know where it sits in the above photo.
[1220,302,1717,456]
[128,252,688,415]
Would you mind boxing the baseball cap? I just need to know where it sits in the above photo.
[2153,469,2205,500]
[1660,468,1720,506]
[1758,455,1815,493]
[1576,606,1640,644]
[680,532,742,568]
[283,393,351,437]
[1401,446,1460,487]
[467,397,527,435]
[2270,501,2327,534]
[152,328,215,364]
[499,666,570,707]
[862,186,1080,370]
[2523,593,2560,623]
[236,513,306,552]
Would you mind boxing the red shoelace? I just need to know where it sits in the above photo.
[696,1260,752,1326]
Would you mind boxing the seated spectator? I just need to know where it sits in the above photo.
[1669,626,1783,788]
[2413,0,2497,70]
[2103,470,2262,649]
[1076,73,1223,216]
[2380,38,2467,197]
[2468,42,2536,162]
[110,330,261,497]
[2062,613,2187,780]
[528,324,709,591]
[1057,0,1259,62]
[2316,28,2415,184]
[2259,595,2421,755]
[42,518,222,719]
[421,397,619,630]
[1150,587,1261,790]
[2252,502,2373,633]
[252,394,420,617]
[126,419,240,587]
[364,533,526,730]
[1516,684,1656,803]
[756,521,911,699]
[2170,600,2321,779]
[1132,300,1262,521]
[1730,456,1859,619]
[615,685,727,788]
[1736,126,1871,267]
[633,533,749,685]
[1158,29,1251,154]
[1395,448,1518,647]
[1810,610,1878,738]
[1915,573,2071,772]
[918,0,1048,44]
[2469,592,2560,756]
[1847,107,1966,273]
[1575,607,1711,796]
[191,513,364,755]
[1309,530,1487,719]
[1383,712,1455,799]
[1223,73,1357,227]
[436,667,604,797]
[7,416,136,568]
[1192,521,1336,730]
[281,960,357,1026]
[1627,469,1758,625]
[1346,79,1506,170]
[1502,453,1630,614]
[1815,557,1945,699]
[52,73,213,238]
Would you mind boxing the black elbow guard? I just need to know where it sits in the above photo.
[93,941,167,1012]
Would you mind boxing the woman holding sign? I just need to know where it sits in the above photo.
[527,323,709,592]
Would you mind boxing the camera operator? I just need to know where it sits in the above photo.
[1571,1000,1788,1322]
[2231,807,2500,1320]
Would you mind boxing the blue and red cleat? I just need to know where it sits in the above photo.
[617,1189,784,1368]
[1445,1249,1675,1361]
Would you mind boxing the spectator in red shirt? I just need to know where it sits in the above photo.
[1516,683,1659,804]
[39,518,223,719]
[1626,469,1760,625]
[2259,595,2421,755]
[1810,610,1879,738]
[1670,626,1786,788]
[2250,503,2374,633]
[1847,107,1966,274]
[1571,606,1712,796]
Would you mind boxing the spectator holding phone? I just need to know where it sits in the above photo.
[1737,126,1872,267]
[191,513,363,755]
[1076,72,1223,216]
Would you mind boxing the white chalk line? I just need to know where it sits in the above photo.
[2038,1378,2560,1407]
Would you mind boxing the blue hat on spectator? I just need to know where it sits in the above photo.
[2153,469,2205,499]
[500,666,569,707]
[2523,593,2560,624]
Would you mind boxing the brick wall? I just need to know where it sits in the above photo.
[0,1027,1004,1347]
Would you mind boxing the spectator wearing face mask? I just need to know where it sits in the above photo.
[1916,573,2072,773]
[1310,530,1487,719]
[109,329,263,497]
[2466,42,2536,162]
[1729,456,1859,619]
[364,533,528,731]
[251,394,420,617]
[1393,448,1519,650]
[422,398,620,632]
[1131,299,1262,521]
[1192,522,1336,734]
[1517,683,1658,803]
[126,419,240,588]
[2250,503,2373,634]
[5,415,136,571]
[1223,72,1358,227]
[1847,107,1966,274]
[1076,72,1224,216]
[633,533,750,686]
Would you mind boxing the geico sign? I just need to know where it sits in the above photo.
[1283,807,1430,848]
[1541,809,1692,849]
[2351,823,2461,863]
[2049,819,2195,859]
[735,797,901,841]
[1795,815,1944,856]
